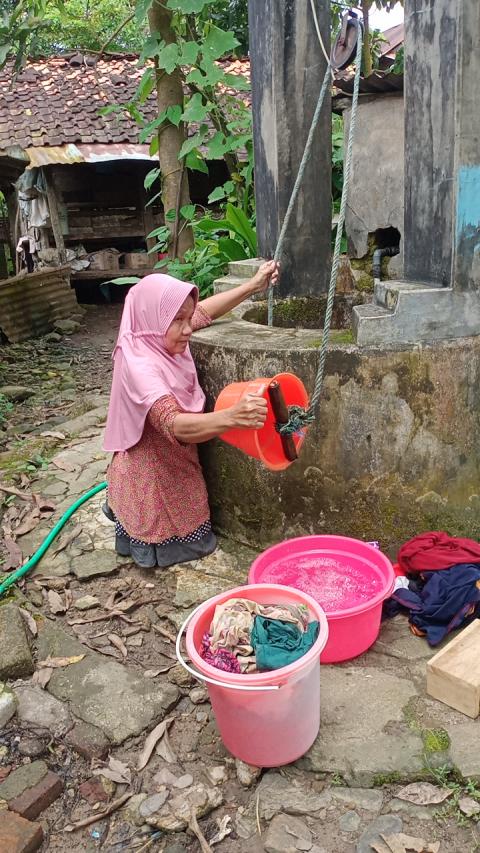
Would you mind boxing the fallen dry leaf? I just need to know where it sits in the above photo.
[37,654,85,669]
[372,834,440,853]
[189,809,213,853]
[51,455,77,472]
[458,795,480,817]
[40,430,66,440]
[64,588,73,611]
[108,633,128,659]
[63,792,132,832]
[137,718,174,771]
[92,756,131,786]
[48,589,66,615]
[156,726,177,764]
[19,607,38,637]
[34,495,56,513]
[3,536,23,570]
[0,483,31,500]
[143,665,175,678]
[210,815,232,846]
[35,576,68,590]
[32,667,53,688]
[396,782,453,806]
[51,524,82,557]
[14,506,40,537]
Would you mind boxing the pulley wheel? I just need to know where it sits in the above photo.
[331,15,362,72]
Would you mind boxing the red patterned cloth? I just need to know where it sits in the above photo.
[106,305,212,543]
[398,531,480,574]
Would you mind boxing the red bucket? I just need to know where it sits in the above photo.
[214,372,309,471]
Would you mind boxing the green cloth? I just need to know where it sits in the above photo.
[251,616,320,672]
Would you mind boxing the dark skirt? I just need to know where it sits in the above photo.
[102,502,217,569]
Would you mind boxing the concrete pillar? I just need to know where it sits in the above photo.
[453,0,480,291]
[248,0,331,297]
[403,0,457,286]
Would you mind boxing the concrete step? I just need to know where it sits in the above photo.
[374,279,445,311]
[228,258,262,278]
[213,274,251,294]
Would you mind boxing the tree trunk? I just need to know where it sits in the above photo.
[361,1,372,78]
[148,1,193,259]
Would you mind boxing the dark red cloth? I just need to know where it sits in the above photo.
[398,531,480,574]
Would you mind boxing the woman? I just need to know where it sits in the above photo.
[103,261,279,569]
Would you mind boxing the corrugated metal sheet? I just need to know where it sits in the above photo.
[26,143,155,169]
[0,266,78,343]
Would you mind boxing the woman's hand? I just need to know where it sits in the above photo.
[248,260,280,295]
[228,390,268,430]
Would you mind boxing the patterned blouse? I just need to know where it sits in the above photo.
[106,304,212,543]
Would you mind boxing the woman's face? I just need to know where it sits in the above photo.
[164,294,195,355]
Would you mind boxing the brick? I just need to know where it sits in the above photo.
[0,810,43,853]
[66,720,109,760]
[79,776,112,805]
[8,771,63,820]
[0,761,48,802]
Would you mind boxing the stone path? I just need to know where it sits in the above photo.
[1,314,479,852]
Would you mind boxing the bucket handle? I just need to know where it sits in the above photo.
[175,603,281,692]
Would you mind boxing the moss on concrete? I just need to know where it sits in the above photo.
[372,772,401,787]
[422,729,450,754]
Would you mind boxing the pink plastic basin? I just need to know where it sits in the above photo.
[185,584,329,767]
[248,536,395,663]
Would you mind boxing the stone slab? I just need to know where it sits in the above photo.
[304,666,423,786]
[0,604,34,679]
[256,773,331,821]
[0,682,16,726]
[447,722,480,780]
[36,621,179,744]
[70,549,119,579]
[8,770,63,820]
[14,685,72,737]
[356,815,403,853]
[330,787,383,813]
[264,813,312,853]
[0,810,43,853]
[65,720,110,760]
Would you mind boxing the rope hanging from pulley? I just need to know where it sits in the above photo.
[267,12,363,438]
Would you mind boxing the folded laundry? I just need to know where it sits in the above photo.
[251,616,320,671]
[386,563,480,645]
[398,531,480,574]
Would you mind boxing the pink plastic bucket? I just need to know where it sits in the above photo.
[248,536,395,664]
[178,584,329,767]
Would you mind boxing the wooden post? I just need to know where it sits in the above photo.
[44,168,66,264]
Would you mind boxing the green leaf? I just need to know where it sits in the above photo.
[99,104,121,117]
[194,217,229,234]
[203,25,239,60]
[157,42,180,74]
[148,225,170,240]
[180,204,196,221]
[144,168,161,190]
[178,125,209,160]
[181,93,209,124]
[205,131,228,159]
[140,34,161,62]
[145,191,162,208]
[136,68,155,104]
[139,111,168,143]
[135,0,153,24]
[225,204,257,255]
[166,0,211,11]
[165,208,176,222]
[178,41,199,65]
[207,185,227,203]
[149,135,159,156]
[166,105,183,127]
[223,73,250,91]
[108,276,141,286]
[197,58,224,85]
[185,150,209,174]
[217,237,248,261]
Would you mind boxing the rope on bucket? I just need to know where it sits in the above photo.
[268,23,363,437]
[175,603,281,692]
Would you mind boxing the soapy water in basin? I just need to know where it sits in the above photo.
[258,554,383,613]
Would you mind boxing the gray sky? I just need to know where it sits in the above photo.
[370,3,404,30]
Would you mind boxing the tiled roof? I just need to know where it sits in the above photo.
[0,54,250,152]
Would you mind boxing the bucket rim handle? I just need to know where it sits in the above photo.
[175,602,281,692]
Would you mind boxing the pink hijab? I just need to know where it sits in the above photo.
[103,274,206,452]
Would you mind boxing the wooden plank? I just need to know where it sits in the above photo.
[70,267,157,281]
[44,168,66,263]
[426,620,480,718]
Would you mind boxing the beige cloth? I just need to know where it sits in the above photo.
[209,598,309,672]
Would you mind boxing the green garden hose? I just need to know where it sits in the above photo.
[0,481,107,598]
